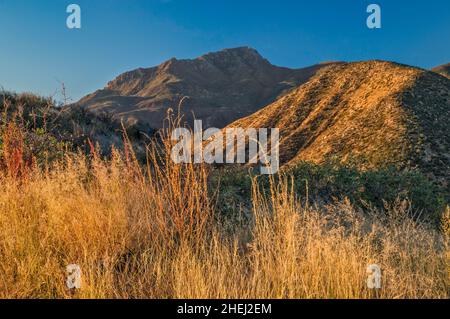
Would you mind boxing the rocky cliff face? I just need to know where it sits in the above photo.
[227,61,450,186]
[74,47,338,129]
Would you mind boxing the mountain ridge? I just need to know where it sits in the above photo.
[74,47,340,129]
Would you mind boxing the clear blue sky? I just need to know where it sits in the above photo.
[0,0,449,102]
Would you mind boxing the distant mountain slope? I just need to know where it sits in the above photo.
[74,47,339,128]
[0,91,138,159]
[228,61,450,185]
[432,63,450,79]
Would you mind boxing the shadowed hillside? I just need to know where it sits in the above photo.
[228,61,450,187]
[0,91,152,161]
[74,47,339,129]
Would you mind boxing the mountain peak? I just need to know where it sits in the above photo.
[197,46,270,69]
[200,46,262,59]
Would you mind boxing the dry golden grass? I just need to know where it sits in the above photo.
[0,121,448,299]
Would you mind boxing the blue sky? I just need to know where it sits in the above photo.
[0,0,449,101]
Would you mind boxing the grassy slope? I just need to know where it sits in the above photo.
[0,111,448,298]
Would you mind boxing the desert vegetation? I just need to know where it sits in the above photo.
[229,61,450,188]
[0,93,448,299]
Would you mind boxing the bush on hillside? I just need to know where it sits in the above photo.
[213,162,447,224]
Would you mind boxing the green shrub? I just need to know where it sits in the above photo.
[287,162,447,223]
[212,162,447,225]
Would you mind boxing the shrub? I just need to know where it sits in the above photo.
[287,162,447,223]
[213,162,447,225]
